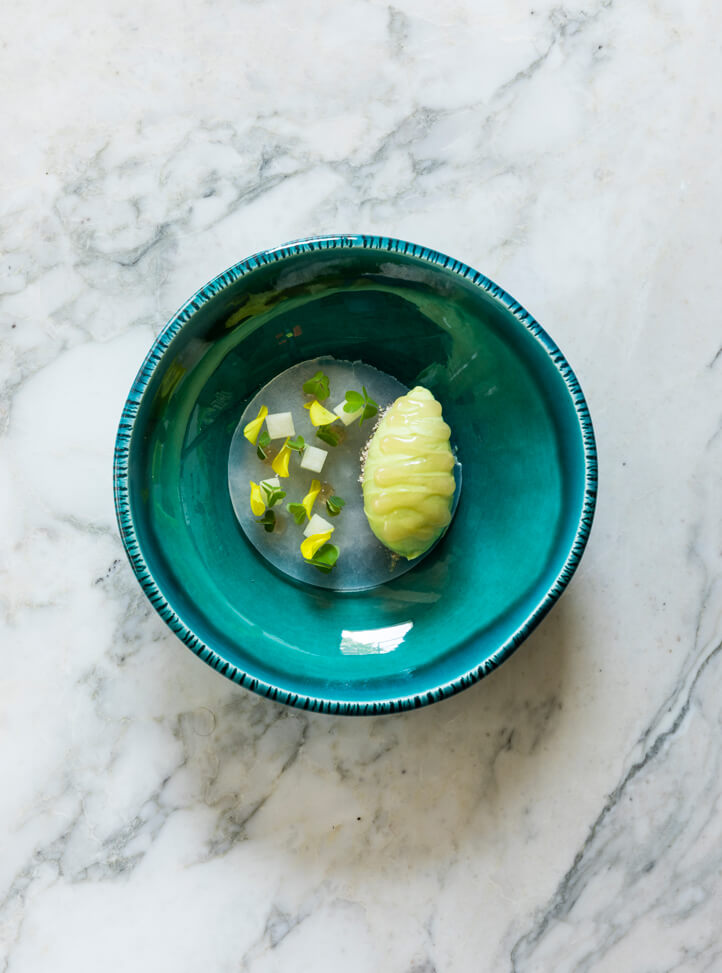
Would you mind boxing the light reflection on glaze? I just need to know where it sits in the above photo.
[339,622,413,655]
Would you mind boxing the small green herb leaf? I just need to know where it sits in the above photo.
[302,370,330,401]
[307,543,339,573]
[287,435,305,452]
[343,388,378,424]
[360,386,378,425]
[326,495,345,517]
[260,482,286,507]
[287,502,307,526]
[316,425,341,447]
[343,390,364,411]
[256,510,276,532]
[256,429,271,460]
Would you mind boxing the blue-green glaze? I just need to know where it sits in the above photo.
[113,234,597,715]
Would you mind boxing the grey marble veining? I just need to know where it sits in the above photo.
[1,0,721,970]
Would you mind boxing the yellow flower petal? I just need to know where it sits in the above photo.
[306,400,338,427]
[301,530,334,560]
[271,440,291,477]
[302,479,321,519]
[249,481,266,516]
[243,405,268,445]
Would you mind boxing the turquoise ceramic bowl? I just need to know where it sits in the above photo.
[114,235,597,715]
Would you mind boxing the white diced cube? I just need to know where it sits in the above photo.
[265,412,295,439]
[333,401,363,425]
[303,514,335,538]
[260,477,280,491]
[300,445,328,473]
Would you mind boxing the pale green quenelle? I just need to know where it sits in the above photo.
[362,386,457,559]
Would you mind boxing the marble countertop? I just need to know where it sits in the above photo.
[2,1,721,970]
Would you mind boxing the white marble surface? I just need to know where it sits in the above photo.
[1,0,721,969]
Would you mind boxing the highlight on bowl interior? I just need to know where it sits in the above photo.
[227,356,461,591]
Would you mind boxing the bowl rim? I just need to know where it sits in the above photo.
[113,233,598,716]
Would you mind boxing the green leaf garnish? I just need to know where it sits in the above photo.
[261,482,286,507]
[302,370,330,401]
[287,502,307,526]
[306,543,339,573]
[287,435,305,452]
[343,386,378,425]
[316,425,341,447]
[256,510,276,532]
[326,495,345,517]
[256,429,271,460]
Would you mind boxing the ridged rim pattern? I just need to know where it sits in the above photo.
[113,234,598,715]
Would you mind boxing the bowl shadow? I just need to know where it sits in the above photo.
[175,586,583,872]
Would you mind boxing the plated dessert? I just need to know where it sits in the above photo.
[115,234,596,711]
[227,357,460,591]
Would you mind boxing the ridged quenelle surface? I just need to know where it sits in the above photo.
[363,386,456,559]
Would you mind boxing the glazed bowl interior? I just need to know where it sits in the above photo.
[119,237,594,712]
